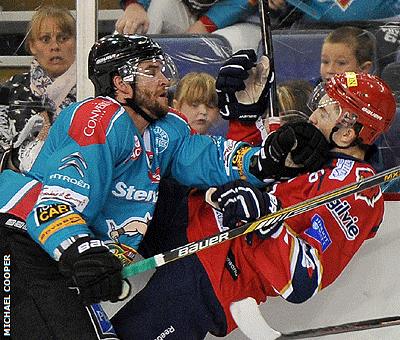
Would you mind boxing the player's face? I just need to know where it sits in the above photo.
[134,60,170,119]
[29,17,76,78]
[320,42,361,82]
[309,94,341,140]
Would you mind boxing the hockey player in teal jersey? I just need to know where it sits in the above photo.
[0,37,328,339]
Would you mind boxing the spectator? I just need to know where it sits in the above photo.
[116,0,261,51]
[112,71,396,339]
[173,72,220,134]
[318,26,376,84]
[0,5,76,173]
[283,0,400,25]
[277,79,314,117]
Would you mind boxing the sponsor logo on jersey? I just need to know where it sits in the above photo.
[38,185,89,212]
[50,173,90,189]
[326,199,359,240]
[355,167,382,207]
[112,182,158,203]
[107,242,138,266]
[38,213,85,244]
[232,146,251,179]
[58,152,88,178]
[153,126,169,153]
[35,203,73,225]
[69,98,119,146]
[124,135,142,162]
[305,214,332,252]
[329,159,354,181]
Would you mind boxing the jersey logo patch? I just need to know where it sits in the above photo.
[38,213,85,244]
[35,203,73,225]
[305,214,332,252]
[329,159,354,181]
[153,126,169,153]
[355,167,382,207]
[69,98,119,146]
[58,152,88,178]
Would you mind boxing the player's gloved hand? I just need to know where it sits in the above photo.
[216,49,271,122]
[250,121,330,181]
[210,179,282,239]
[58,236,130,305]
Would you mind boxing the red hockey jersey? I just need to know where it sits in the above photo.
[187,156,384,333]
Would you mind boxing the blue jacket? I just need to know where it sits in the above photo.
[0,97,262,259]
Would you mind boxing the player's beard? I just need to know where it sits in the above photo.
[134,87,169,119]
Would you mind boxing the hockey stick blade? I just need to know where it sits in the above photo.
[122,165,400,278]
[276,315,400,339]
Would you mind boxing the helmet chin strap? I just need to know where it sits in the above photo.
[119,82,156,124]
[124,98,156,124]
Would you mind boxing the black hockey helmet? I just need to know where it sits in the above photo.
[88,33,176,96]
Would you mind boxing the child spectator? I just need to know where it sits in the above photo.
[319,26,376,83]
[277,79,314,117]
[173,72,220,135]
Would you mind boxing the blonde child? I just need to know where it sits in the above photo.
[173,72,220,135]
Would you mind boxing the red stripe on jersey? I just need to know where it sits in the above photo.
[8,182,42,221]
[168,107,197,135]
[69,98,120,146]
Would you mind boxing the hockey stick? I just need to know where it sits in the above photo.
[258,0,280,128]
[122,164,400,278]
[276,315,400,339]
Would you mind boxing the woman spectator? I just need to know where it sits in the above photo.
[0,5,76,173]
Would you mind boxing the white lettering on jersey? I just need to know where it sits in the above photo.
[329,159,354,181]
[49,174,90,189]
[84,101,113,137]
[326,199,359,240]
[112,182,158,203]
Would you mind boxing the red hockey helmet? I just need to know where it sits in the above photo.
[324,72,396,145]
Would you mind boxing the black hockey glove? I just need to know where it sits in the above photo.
[59,236,130,305]
[216,49,271,122]
[210,179,282,240]
[250,121,330,181]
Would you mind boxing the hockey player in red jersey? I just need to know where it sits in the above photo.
[112,70,396,339]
